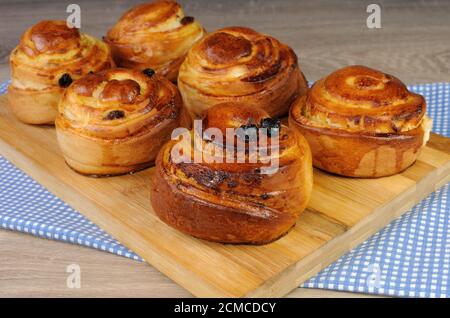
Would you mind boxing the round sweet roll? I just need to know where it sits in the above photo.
[8,20,114,124]
[55,68,191,176]
[105,0,205,82]
[289,65,432,177]
[151,103,313,244]
[178,26,308,119]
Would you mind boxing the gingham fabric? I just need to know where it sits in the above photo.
[0,81,449,297]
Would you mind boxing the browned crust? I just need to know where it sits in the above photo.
[289,95,427,178]
[302,65,425,134]
[104,1,205,82]
[9,20,114,124]
[19,20,81,57]
[151,145,299,244]
[55,68,191,176]
[56,113,186,176]
[177,26,308,119]
[150,103,313,244]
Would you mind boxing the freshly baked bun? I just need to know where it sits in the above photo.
[289,65,432,178]
[55,68,190,176]
[105,0,205,82]
[8,20,114,124]
[151,103,313,244]
[178,26,308,119]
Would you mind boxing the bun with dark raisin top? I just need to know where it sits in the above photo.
[8,20,114,124]
[151,103,313,244]
[55,68,191,176]
[289,65,432,177]
[105,0,205,82]
[178,26,308,119]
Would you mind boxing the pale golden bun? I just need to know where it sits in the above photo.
[55,68,191,176]
[8,20,114,124]
[289,65,432,178]
[151,103,313,244]
[105,0,205,82]
[178,26,308,119]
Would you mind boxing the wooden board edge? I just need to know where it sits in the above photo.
[245,162,450,297]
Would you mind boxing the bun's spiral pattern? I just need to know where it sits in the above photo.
[151,103,313,244]
[289,65,432,177]
[178,26,308,119]
[8,20,114,124]
[301,65,426,133]
[56,68,190,176]
[105,0,205,82]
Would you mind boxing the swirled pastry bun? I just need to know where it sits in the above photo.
[105,0,205,82]
[151,103,313,244]
[8,20,114,124]
[55,68,191,176]
[289,65,432,178]
[178,26,308,119]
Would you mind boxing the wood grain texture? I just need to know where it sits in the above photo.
[0,0,449,298]
[0,95,448,297]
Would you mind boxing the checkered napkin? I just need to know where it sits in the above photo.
[0,81,449,297]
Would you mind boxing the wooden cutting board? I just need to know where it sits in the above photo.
[0,95,449,297]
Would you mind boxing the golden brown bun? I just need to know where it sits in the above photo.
[55,68,191,176]
[178,26,308,119]
[105,0,205,82]
[151,103,313,244]
[289,65,432,177]
[8,20,114,124]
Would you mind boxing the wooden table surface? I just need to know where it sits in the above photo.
[0,0,448,298]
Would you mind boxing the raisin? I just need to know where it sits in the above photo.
[260,117,281,137]
[58,73,72,88]
[103,110,125,120]
[142,68,155,78]
[181,16,194,25]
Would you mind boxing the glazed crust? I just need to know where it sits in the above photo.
[177,26,308,119]
[8,20,114,124]
[105,0,205,82]
[55,68,191,176]
[151,103,313,244]
[289,65,432,177]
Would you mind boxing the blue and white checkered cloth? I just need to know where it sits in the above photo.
[0,80,449,297]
